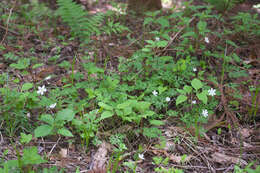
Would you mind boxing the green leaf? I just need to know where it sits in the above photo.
[134,101,151,113]
[143,17,153,26]
[149,120,165,126]
[98,102,113,111]
[158,86,167,94]
[56,108,75,121]
[156,41,168,48]
[21,83,33,91]
[20,133,32,144]
[34,125,53,138]
[156,17,169,28]
[196,90,208,104]
[32,63,44,69]
[141,48,151,52]
[197,21,207,33]
[177,89,186,95]
[191,78,203,90]
[183,85,192,94]
[22,147,46,165]
[176,95,187,105]
[58,128,73,137]
[143,127,161,138]
[100,111,113,121]
[39,114,54,125]
[117,100,132,109]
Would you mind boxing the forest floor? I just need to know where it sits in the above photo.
[0,0,260,173]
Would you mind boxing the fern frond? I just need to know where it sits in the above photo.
[56,0,104,39]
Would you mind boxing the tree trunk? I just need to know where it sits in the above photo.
[127,0,162,14]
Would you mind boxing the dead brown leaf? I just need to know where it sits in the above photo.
[169,154,192,164]
[211,152,247,166]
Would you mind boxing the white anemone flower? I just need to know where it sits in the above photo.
[49,103,57,109]
[138,153,145,160]
[193,68,197,72]
[192,100,196,104]
[152,90,158,96]
[208,88,216,96]
[37,85,47,95]
[205,37,210,43]
[166,97,171,102]
[45,76,51,80]
[202,109,208,117]
[165,97,171,102]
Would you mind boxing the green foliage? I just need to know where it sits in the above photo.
[0,147,46,173]
[234,162,260,173]
[1,0,260,171]
[204,0,244,13]
[34,108,75,137]
[10,58,30,70]
[72,110,100,148]
[56,0,104,40]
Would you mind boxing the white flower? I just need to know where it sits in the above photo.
[205,37,210,43]
[108,43,114,46]
[166,97,171,102]
[192,100,196,104]
[152,90,158,96]
[208,88,216,96]
[49,103,57,109]
[155,37,160,41]
[45,76,51,80]
[193,68,197,72]
[37,85,47,95]
[138,153,145,160]
[202,109,208,117]
[26,113,31,118]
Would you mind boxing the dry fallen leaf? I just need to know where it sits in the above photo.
[59,148,68,158]
[211,152,247,166]
[89,141,111,172]
[239,128,251,139]
[169,154,192,164]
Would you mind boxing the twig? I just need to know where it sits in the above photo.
[162,16,196,52]
[0,131,3,144]
[1,0,17,44]
[0,25,20,36]
[47,137,61,158]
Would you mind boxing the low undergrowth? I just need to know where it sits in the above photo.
[0,0,259,172]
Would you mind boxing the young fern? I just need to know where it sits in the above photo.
[56,0,104,39]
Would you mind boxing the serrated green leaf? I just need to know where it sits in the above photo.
[149,119,165,126]
[22,147,46,165]
[58,128,73,137]
[156,41,168,48]
[143,17,153,26]
[196,90,208,104]
[134,101,151,113]
[40,114,54,125]
[32,63,44,69]
[34,125,53,138]
[183,85,192,94]
[176,95,187,105]
[177,89,187,95]
[56,108,75,121]
[21,83,33,91]
[100,111,113,121]
[98,102,113,111]
[197,21,207,32]
[20,133,32,144]
[156,17,169,28]
[142,48,151,52]
[191,78,203,90]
